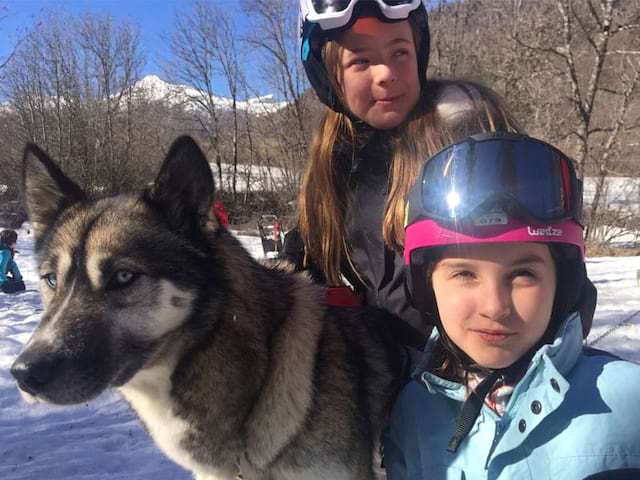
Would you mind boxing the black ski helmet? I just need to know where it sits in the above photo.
[299,0,430,112]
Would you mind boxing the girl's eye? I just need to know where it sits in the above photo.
[350,57,368,67]
[511,269,538,283]
[111,270,138,288]
[512,269,536,279]
[452,270,475,280]
[43,273,57,289]
[394,49,414,63]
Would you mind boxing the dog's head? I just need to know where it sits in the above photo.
[11,136,221,404]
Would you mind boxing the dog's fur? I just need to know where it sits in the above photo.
[11,137,409,480]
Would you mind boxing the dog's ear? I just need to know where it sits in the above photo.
[148,136,216,233]
[22,144,86,241]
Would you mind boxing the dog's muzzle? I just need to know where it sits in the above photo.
[11,350,62,398]
[10,340,110,405]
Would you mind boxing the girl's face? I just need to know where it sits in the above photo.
[432,243,556,369]
[335,17,420,130]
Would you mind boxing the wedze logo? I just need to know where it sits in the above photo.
[527,226,564,237]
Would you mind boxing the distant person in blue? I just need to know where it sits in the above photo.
[1,229,26,294]
[384,133,640,480]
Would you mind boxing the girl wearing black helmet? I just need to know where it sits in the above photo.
[383,133,640,480]
[290,0,522,346]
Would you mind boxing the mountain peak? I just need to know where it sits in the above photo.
[133,74,286,115]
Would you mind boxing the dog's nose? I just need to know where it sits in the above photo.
[11,355,59,396]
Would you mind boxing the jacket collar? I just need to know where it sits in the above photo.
[347,129,395,175]
[529,312,583,377]
[414,314,585,461]
[416,312,584,397]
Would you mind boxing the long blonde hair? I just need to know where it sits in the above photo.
[299,37,522,286]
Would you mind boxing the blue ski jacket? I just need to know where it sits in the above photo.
[0,246,22,285]
[384,313,640,480]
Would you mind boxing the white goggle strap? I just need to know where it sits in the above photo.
[305,0,421,31]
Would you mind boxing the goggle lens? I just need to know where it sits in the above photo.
[310,0,416,15]
[420,137,580,224]
[311,0,352,14]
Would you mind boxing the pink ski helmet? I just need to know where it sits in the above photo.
[404,132,586,321]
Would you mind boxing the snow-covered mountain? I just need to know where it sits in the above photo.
[0,75,287,116]
[132,74,288,115]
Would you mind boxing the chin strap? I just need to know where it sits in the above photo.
[446,369,500,453]
[445,350,535,454]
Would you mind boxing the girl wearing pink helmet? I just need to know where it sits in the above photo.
[384,132,640,479]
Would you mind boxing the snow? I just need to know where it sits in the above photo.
[583,176,640,210]
[133,74,288,115]
[210,162,292,192]
[1,226,639,479]
[0,75,287,118]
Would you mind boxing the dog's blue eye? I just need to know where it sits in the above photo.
[113,270,137,287]
[43,273,57,289]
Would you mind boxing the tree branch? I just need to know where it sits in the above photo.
[607,50,640,55]
[612,23,640,35]
[597,87,625,95]
[586,0,603,29]
[571,0,598,52]
[510,30,567,59]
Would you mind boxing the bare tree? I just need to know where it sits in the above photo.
[242,0,307,140]
[586,176,640,245]
[0,2,23,211]
[2,11,144,194]
[79,14,143,180]
[0,5,25,72]
[241,0,314,193]
[447,0,640,243]
[238,77,259,203]
[3,0,639,234]
[540,0,640,240]
[427,0,485,79]
[215,9,244,198]
[166,1,224,189]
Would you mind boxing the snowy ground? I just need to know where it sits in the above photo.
[1,226,639,480]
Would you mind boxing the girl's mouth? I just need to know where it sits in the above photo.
[473,330,515,343]
[375,95,401,104]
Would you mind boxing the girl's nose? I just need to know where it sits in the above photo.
[479,281,511,321]
[373,63,396,85]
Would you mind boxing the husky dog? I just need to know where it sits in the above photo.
[11,136,409,480]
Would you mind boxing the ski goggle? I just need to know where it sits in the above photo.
[407,132,583,228]
[304,0,423,30]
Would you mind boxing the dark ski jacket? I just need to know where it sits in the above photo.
[284,129,429,348]
[344,131,429,344]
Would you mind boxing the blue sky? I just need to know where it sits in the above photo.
[0,0,263,97]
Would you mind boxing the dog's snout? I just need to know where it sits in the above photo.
[11,354,60,396]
